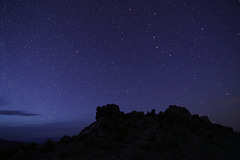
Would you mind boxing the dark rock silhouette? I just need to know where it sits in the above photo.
[0,139,29,160]
[95,104,124,120]
[164,105,191,118]
[200,115,211,124]
[7,104,240,160]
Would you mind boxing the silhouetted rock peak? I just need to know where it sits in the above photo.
[95,104,212,124]
[7,104,240,160]
[146,109,156,117]
[95,104,124,120]
[200,115,211,124]
[164,105,191,117]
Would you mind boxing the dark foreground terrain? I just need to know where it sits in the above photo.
[2,104,240,160]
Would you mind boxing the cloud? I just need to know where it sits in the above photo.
[0,110,38,116]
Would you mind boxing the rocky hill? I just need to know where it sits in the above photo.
[6,104,240,160]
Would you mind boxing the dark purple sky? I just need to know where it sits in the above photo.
[0,0,240,141]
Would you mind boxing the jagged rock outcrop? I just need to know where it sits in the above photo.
[95,104,124,120]
[7,104,240,160]
[164,105,191,118]
[200,115,211,124]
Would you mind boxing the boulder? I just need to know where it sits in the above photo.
[164,105,191,119]
[95,104,124,120]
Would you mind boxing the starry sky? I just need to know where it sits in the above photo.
[0,0,240,141]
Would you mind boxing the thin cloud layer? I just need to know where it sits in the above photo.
[0,110,38,116]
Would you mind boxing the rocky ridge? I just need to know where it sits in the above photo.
[7,104,240,160]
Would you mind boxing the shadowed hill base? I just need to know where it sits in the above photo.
[7,104,240,160]
[0,139,27,152]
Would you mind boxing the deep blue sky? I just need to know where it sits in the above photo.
[0,0,240,141]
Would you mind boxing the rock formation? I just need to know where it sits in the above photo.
[6,104,240,160]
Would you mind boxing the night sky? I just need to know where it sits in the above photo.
[0,0,240,141]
